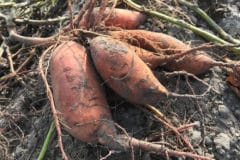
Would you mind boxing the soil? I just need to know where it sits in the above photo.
[0,0,240,160]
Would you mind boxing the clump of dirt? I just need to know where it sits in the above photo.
[0,0,240,160]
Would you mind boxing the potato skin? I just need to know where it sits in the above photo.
[90,36,169,104]
[77,7,146,29]
[110,30,215,75]
[128,44,166,69]
[165,53,215,75]
[50,41,116,144]
[109,30,188,54]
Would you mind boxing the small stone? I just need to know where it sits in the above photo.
[214,66,222,74]
[212,107,218,115]
[218,105,230,118]
[208,147,213,152]
[219,119,233,126]
[194,121,200,128]
[209,132,216,137]
[237,2,240,7]
[145,22,152,28]
[215,100,224,105]
[226,154,231,159]
[236,132,240,137]
[203,77,210,82]
[205,136,213,146]
[26,131,38,150]
[214,133,231,150]
[138,25,145,29]
[0,119,8,128]
[146,18,152,22]
[196,147,203,154]
[235,109,240,119]
[191,130,201,144]
[232,149,239,155]
[152,26,161,32]
[230,127,236,135]
[12,145,27,159]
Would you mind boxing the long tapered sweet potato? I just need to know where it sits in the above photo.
[109,30,218,75]
[165,53,216,74]
[75,7,146,29]
[50,41,117,145]
[128,43,216,72]
[109,29,188,54]
[90,36,169,104]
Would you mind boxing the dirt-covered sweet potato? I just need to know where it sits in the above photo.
[109,29,188,54]
[109,30,217,75]
[127,43,216,73]
[90,36,169,104]
[76,7,146,29]
[50,41,117,145]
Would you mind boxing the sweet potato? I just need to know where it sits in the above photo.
[49,41,212,160]
[50,41,117,145]
[109,30,217,75]
[90,36,169,104]
[76,7,146,29]
[164,52,217,75]
[109,29,188,54]
[128,43,216,73]
[128,44,166,69]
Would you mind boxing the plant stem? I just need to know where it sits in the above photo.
[123,0,240,55]
[177,0,240,44]
[37,121,55,160]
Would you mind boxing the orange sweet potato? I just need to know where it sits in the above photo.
[127,44,166,69]
[128,45,169,69]
[165,52,216,75]
[76,7,146,29]
[128,43,216,73]
[50,41,117,145]
[109,29,188,54]
[90,36,169,104]
[109,30,216,75]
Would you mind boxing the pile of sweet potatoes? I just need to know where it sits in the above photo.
[49,6,238,159]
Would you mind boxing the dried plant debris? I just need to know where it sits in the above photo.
[0,0,240,160]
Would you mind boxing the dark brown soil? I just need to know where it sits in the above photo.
[1,0,240,160]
